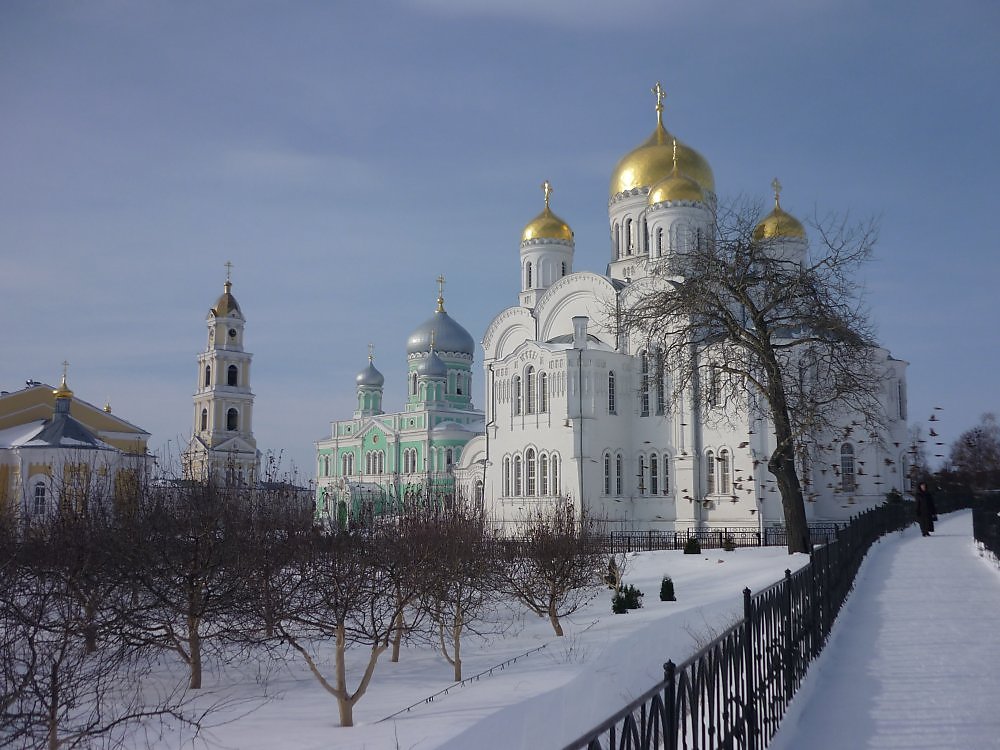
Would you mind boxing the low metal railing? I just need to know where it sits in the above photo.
[562,502,909,750]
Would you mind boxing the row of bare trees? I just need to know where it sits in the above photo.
[1,480,606,741]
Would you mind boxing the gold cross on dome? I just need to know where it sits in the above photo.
[62,360,69,378]
[651,81,666,112]
[436,275,446,312]
[224,260,233,283]
[771,177,783,207]
[541,180,553,209]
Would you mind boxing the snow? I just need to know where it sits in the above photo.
[154,546,809,749]
[0,420,44,448]
[770,510,1000,750]
[134,512,1000,749]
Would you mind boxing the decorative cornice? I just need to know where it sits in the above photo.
[519,237,574,250]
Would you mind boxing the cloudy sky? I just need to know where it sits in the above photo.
[2,1,997,479]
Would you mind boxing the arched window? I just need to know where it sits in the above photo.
[379,451,385,473]
[539,372,549,412]
[540,453,549,495]
[642,218,649,255]
[513,376,523,416]
[227,365,238,387]
[640,351,650,417]
[514,455,523,496]
[342,453,351,476]
[638,455,647,495]
[841,444,856,491]
[365,452,372,475]
[551,454,560,495]
[615,454,623,496]
[650,454,658,495]
[411,372,418,396]
[705,450,716,494]
[655,349,665,415]
[625,218,634,255]
[204,365,211,387]
[662,454,670,494]
[446,448,453,469]
[503,457,511,496]
[32,482,47,516]
[525,262,533,289]
[604,453,611,495]
[226,408,238,431]
[720,449,732,494]
[200,408,208,431]
[475,480,484,504]
[525,367,536,414]
[655,227,663,255]
[614,223,621,259]
[526,448,536,495]
[608,371,617,414]
[561,261,567,277]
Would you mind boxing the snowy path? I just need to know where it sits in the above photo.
[771,510,1000,750]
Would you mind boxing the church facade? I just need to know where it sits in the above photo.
[452,85,910,531]
[315,282,484,526]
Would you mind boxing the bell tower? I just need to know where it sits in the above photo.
[184,263,260,484]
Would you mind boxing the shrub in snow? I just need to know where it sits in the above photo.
[723,535,736,552]
[683,537,701,555]
[611,584,644,613]
[659,576,676,601]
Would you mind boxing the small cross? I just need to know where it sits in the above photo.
[541,180,553,209]
[368,342,375,363]
[429,330,437,350]
[651,81,666,112]
[771,177,783,205]
[61,360,69,381]
[225,260,233,283]
[436,274,445,298]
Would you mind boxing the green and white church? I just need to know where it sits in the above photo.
[315,280,484,526]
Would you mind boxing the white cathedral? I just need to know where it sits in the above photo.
[320,84,910,532]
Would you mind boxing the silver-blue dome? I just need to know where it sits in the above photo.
[406,310,475,356]
[418,350,448,379]
[356,362,384,388]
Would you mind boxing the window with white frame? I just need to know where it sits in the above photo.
[651,454,658,495]
[503,457,511,496]
[705,450,716,494]
[526,367,536,414]
[32,482,47,517]
[539,372,549,412]
[604,452,611,495]
[514,455,523,496]
[513,376,522,416]
[551,454,560,495]
[616,453,623,496]
[640,352,650,416]
[540,453,549,495]
[719,449,732,494]
[841,444,856,491]
[526,448,536,495]
[608,371,617,414]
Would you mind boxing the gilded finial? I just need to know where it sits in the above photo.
[224,260,233,292]
[771,177,783,209]
[651,81,666,126]
[53,360,74,400]
[104,401,112,413]
[542,180,553,210]
[368,342,375,364]
[436,275,446,313]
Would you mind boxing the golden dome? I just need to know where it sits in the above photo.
[522,180,573,242]
[648,139,705,205]
[212,280,242,317]
[610,83,714,198]
[52,368,73,400]
[753,178,806,241]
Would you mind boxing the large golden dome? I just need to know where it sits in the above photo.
[610,86,714,199]
[753,179,806,241]
[522,180,573,242]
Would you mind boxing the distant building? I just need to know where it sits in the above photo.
[0,369,151,520]
[183,271,261,484]
[315,281,484,526]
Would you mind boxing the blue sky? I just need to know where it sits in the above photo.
[2,0,997,479]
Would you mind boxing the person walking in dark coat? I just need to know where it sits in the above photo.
[915,482,937,536]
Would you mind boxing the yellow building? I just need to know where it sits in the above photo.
[0,372,151,520]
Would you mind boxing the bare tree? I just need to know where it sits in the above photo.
[502,501,604,636]
[618,200,887,552]
[949,413,1000,492]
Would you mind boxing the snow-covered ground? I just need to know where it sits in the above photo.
[142,512,1000,749]
[771,510,1000,750]
[153,546,809,749]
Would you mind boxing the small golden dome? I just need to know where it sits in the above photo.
[753,178,806,241]
[212,280,242,317]
[610,83,714,198]
[648,139,705,205]
[52,369,73,400]
[521,180,573,242]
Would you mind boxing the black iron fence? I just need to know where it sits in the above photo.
[562,501,910,750]
[608,524,843,554]
[973,494,1000,563]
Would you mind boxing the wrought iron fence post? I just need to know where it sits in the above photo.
[783,568,793,700]
[664,660,678,750]
[743,586,758,750]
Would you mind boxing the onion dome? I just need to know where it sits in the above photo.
[52,367,73,400]
[356,347,384,388]
[406,280,475,356]
[418,348,448,379]
[212,279,242,318]
[522,180,573,242]
[648,139,705,205]
[753,178,806,241]
[610,82,714,198]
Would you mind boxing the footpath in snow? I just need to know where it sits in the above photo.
[771,510,1000,750]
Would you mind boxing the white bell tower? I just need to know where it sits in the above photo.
[184,263,261,484]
